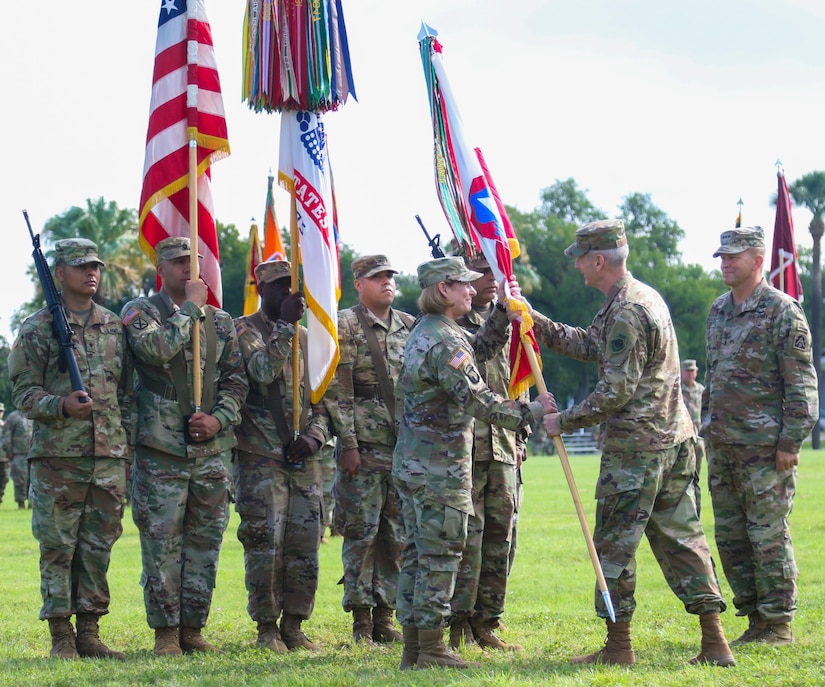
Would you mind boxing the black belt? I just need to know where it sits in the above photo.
[353,383,381,400]
[137,376,177,401]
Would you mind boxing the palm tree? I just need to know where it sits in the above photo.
[789,172,825,449]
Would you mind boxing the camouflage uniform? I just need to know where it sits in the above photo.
[451,301,527,630]
[533,271,726,622]
[393,310,546,631]
[326,302,412,613]
[233,308,330,627]
[318,438,337,532]
[681,368,705,463]
[123,288,247,630]
[9,290,130,621]
[704,277,817,624]
[1,409,34,507]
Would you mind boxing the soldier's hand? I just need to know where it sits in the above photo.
[188,412,221,442]
[185,278,209,309]
[62,390,93,419]
[287,435,320,461]
[339,447,361,478]
[776,449,799,471]
[279,292,306,324]
[543,412,561,437]
[536,391,557,414]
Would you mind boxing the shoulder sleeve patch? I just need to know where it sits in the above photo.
[610,334,627,354]
[448,348,471,369]
[122,307,140,326]
[235,323,247,338]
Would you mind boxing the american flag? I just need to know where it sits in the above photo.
[138,0,230,307]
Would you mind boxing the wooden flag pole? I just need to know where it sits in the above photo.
[522,337,616,622]
[188,137,202,411]
[289,191,301,439]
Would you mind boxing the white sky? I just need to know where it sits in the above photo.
[2,0,824,341]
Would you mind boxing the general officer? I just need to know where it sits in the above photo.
[325,254,414,645]
[393,256,555,670]
[703,226,817,646]
[9,238,131,660]
[233,259,331,652]
[537,219,735,667]
[122,236,248,656]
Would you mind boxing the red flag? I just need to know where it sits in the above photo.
[263,174,287,261]
[769,171,803,301]
[138,0,230,307]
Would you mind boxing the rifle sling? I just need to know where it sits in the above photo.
[354,306,396,421]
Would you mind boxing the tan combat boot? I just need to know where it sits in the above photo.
[759,622,794,645]
[256,622,288,653]
[571,619,635,665]
[689,612,736,667]
[351,607,374,645]
[75,614,126,660]
[448,616,475,649]
[48,617,79,660]
[372,606,402,643]
[416,628,479,669]
[731,612,768,645]
[280,613,320,651]
[399,626,419,670]
[180,626,222,654]
[153,627,182,656]
[471,618,524,651]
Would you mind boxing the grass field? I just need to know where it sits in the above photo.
[1,450,824,686]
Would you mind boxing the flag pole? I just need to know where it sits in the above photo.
[189,135,202,411]
[523,338,616,622]
[289,189,301,441]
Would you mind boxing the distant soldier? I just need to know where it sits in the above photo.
[536,220,735,667]
[233,259,331,652]
[449,253,528,652]
[0,403,7,504]
[325,255,414,645]
[122,236,248,656]
[681,358,705,511]
[1,407,34,509]
[703,226,818,646]
[9,238,131,660]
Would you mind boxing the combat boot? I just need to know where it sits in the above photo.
[180,626,222,653]
[731,612,768,645]
[448,616,475,649]
[399,626,419,670]
[351,607,374,645]
[75,614,126,660]
[48,617,78,660]
[689,612,736,667]
[571,619,635,665]
[372,606,402,643]
[280,614,320,651]
[153,627,182,656]
[759,622,794,645]
[256,622,288,653]
[416,628,479,669]
[17,501,25,509]
[471,618,524,651]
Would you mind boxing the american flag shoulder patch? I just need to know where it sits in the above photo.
[235,323,247,337]
[122,307,140,326]
[448,348,471,369]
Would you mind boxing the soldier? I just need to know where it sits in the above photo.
[122,236,248,656]
[536,219,735,667]
[0,403,7,504]
[8,238,131,660]
[681,359,706,512]
[325,255,413,645]
[448,253,527,652]
[318,437,338,542]
[393,256,555,670]
[1,407,34,509]
[233,259,331,652]
[703,226,817,646]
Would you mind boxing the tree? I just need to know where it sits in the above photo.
[789,171,825,448]
[217,221,251,319]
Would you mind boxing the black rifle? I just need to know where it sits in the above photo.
[415,215,445,258]
[23,210,88,401]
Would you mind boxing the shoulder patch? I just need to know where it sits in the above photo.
[793,333,808,352]
[448,348,471,369]
[610,334,627,354]
[122,307,140,326]
[236,323,247,338]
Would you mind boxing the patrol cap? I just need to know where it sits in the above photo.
[54,238,105,267]
[352,254,397,279]
[155,236,203,264]
[461,252,490,271]
[255,260,292,284]
[681,359,698,371]
[418,256,484,288]
[712,226,765,257]
[564,219,627,258]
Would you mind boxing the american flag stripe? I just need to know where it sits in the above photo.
[139,0,229,307]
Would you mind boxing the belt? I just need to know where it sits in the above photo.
[353,383,381,400]
[137,376,178,401]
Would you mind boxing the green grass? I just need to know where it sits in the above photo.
[2,450,825,686]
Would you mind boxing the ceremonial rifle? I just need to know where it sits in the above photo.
[23,209,88,402]
[415,215,445,258]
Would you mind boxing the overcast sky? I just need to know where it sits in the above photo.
[2,0,824,341]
